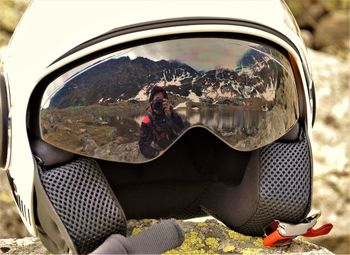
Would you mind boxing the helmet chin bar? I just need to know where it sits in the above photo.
[32,124,311,254]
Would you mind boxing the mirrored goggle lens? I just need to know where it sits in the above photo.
[40,37,299,163]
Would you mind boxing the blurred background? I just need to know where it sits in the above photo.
[0,0,349,254]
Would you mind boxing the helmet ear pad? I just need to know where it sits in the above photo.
[34,157,127,254]
[200,127,312,235]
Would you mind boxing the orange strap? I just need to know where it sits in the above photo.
[303,223,333,237]
[263,223,333,247]
[263,230,295,247]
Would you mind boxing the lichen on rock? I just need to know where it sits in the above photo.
[127,218,334,255]
[0,218,335,254]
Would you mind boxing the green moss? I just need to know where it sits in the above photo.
[0,192,12,204]
[197,222,208,227]
[253,237,263,247]
[241,248,263,255]
[205,237,220,250]
[131,227,141,235]
[163,231,206,255]
[142,219,158,224]
[227,230,251,241]
[223,245,236,253]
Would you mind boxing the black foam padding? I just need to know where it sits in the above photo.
[0,73,9,168]
[40,157,127,254]
[199,130,311,236]
[100,127,249,219]
[31,139,75,167]
[236,131,311,235]
[279,122,300,142]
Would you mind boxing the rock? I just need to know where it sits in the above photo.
[0,197,30,239]
[0,237,47,255]
[0,219,335,255]
[301,29,314,48]
[308,49,350,254]
[82,139,98,154]
[128,219,335,255]
[285,0,329,31]
[0,0,29,47]
[313,12,350,52]
[94,141,146,162]
[0,34,10,49]
[109,128,118,140]
[309,49,350,176]
[284,0,349,54]
[80,133,98,154]
[0,172,30,239]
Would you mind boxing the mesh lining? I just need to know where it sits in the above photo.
[39,157,127,254]
[236,131,311,235]
[38,132,312,250]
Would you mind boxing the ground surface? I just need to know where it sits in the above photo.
[0,219,334,254]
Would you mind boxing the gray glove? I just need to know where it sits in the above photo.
[91,219,184,254]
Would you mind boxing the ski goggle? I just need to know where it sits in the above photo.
[39,37,299,163]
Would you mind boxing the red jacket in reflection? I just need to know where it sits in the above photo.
[139,107,184,158]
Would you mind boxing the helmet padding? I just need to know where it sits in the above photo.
[36,157,127,254]
[33,124,311,253]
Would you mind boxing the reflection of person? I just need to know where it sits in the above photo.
[139,86,184,158]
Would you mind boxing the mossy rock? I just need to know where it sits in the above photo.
[0,0,29,47]
[127,218,334,255]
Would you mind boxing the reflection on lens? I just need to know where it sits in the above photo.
[40,37,298,163]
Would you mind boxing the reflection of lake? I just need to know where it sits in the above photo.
[41,102,295,163]
[132,105,263,136]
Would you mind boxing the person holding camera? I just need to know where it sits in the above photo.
[139,86,184,158]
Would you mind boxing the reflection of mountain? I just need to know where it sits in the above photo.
[50,54,281,108]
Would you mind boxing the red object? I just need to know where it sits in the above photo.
[263,223,333,247]
[263,230,294,247]
[142,116,150,124]
[303,223,333,237]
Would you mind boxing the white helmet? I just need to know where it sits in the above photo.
[1,0,317,253]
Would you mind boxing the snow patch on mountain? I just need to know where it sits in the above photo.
[188,91,200,103]
[259,81,276,101]
[174,102,187,109]
[98,97,117,105]
[126,57,278,104]
[134,88,148,101]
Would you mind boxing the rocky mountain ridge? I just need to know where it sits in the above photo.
[49,53,280,109]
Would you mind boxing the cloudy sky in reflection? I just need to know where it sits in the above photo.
[124,38,260,71]
[42,38,270,108]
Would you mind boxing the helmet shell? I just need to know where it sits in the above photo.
[1,0,313,236]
